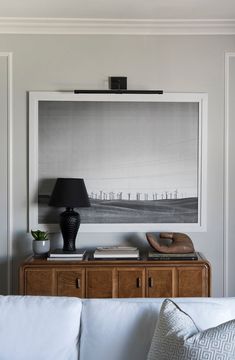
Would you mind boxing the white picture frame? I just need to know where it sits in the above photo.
[29,91,207,232]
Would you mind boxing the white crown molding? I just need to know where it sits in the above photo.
[0,17,235,35]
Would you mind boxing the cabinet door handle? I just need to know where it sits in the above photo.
[76,278,81,289]
[148,277,154,288]
[136,277,142,288]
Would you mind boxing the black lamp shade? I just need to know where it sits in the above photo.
[49,178,90,208]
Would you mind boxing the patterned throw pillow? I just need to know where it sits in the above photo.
[147,299,235,360]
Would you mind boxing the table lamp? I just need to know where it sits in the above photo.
[49,178,90,251]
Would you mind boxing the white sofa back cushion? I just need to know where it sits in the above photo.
[79,298,235,360]
[0,296,82,360]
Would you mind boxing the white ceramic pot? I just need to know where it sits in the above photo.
[32,240,50,256]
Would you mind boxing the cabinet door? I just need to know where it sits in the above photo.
[86,268,115,298]
[24,268,54,295]
[57,269,85,297]
[117,268,145,298]
[146,267,176,297]
[177,266,208,297]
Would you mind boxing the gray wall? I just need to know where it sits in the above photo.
[0,34,235,295]
[0,55,10,294]
[227,55,235,296]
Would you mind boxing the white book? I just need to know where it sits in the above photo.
[49,249,86,258]
[94,249,139,259]
[47,257,84,261]
[96,246,138,251]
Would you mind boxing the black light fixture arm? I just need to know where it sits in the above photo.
[74,90,163,94]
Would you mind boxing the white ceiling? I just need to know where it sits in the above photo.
[0,0,235,19]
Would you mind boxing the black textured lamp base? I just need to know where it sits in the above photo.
[60,208,80,252]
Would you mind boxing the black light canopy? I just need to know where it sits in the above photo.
[49,178,90,209]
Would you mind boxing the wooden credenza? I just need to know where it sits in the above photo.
[19,253,211,298]
[20,255,211,298]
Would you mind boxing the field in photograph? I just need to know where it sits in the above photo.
[38,196,198,223]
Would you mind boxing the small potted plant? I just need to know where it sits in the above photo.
[31,230,50,257]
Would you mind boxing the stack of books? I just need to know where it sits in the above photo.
[148,252,198,261]
[93,246,139,259]
[47,249,86,261]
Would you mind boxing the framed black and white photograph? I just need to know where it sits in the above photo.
[29,92,207,232]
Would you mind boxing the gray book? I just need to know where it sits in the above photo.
[148,252,198,260]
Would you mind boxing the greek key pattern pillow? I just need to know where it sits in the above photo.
[147,299,235,360]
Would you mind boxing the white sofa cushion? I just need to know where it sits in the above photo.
[147,299,235,360]
[79,298,235,360]
[0,296,82,360]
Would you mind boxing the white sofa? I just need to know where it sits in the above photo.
[0,296,235,360]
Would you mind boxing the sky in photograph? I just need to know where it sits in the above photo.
[39,100,199,200]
